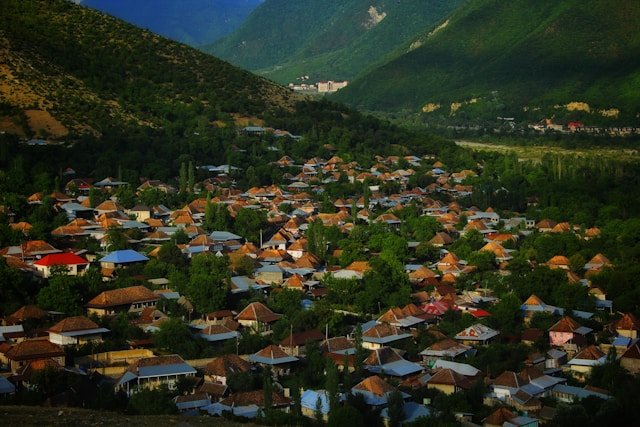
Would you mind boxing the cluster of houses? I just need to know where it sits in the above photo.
[1,150,638,425]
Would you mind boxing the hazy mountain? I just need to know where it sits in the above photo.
[78,0,263,46]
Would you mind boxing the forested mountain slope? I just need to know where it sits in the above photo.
[206,0,465,83]
[333,0,640,125]
[0,0,297,139]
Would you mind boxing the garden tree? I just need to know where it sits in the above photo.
[306,220,342,261]
[36,271,83,315]
[337,238,366,267]
[324,275,360,307]
[88,187,104,208]
[203,202,231,232]
[510,265,567,303]
[315,394,324,425]
[328,404,365,427]
[227,370,258,392]
[387,390,405,427]
[138,188,165,207]
[0,256,31,314]
[106,227,130,251]
[187,160,195,193]
[114,185,135,209]
[153,317,202,359]
[234,254,257,276]
[300,341,326,388]
[467,251,496,272]
[234,207,267,243]
[291,376,302,417]
[415,241,440,262]
[359,255,411,313]
[268,288,303,319]
[353,324,366,379]
[488,292,522,335]
[157,242,186,268]
[569,253,586,273]
[127,385,178,415]
[325,359,340,417]
[405,215,442,242]
[187,253,230,313]
[263,366,273,410]
[522,232,583,263]
[179,161,187,193]
[170,227,189,245]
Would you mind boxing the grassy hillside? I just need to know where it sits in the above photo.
[80,0,262,47]
[205,0,464,83]
[0,0,297,139]
[333,0,640,124]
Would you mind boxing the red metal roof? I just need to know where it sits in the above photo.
[33,252,89,266]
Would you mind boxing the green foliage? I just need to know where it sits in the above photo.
[187,253,230,313]
[387,390,405,427]
[336,0,640,126]
[153,317,207,359]
[36,271,84,315]
[127,385,178,415]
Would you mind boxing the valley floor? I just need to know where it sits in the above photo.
[455,140,640,163]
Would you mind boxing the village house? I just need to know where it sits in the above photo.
[116,354,197,396]
[86,285,160,317]
[235,302,281,334]
[33,252,90,278]
[48,316,109,347]
[4,339,65,373]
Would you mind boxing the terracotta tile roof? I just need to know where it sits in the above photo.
[615,313,640,331]
[236,302,281,323]
[8,305,48,322]
[255,344,291,360]
[320,337,354,353]
[548,316,582,333]
[205,354,251,377]
[428,368,473,389]
[353,375,395,396]
[484,407,515,426]
[364,347,403,366]
[573,345,605,361]
[198,381,228,397]
[279,329,325,347]
[521,328,544,342]
[493,371,522,388]
[86,286,160,308]
[220,390,291,408]
[523,294,545,306]
[547,255,570,267]
[5,339,64,361]
[48,316,100,333]
[129,355,187,373]
[363,324,404,339]
[621,342,640,360]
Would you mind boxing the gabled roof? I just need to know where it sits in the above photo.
[8,305,48,322]
[5,339,64,361]
[99,249,149,264]
[236,302,281,323]
[33,252,89,266]
[548,316,582,333]
[621,342,640,360]
[204,354,251,377]
[279,329,325,347]
[48,316,100,333]
[87,286,159,308]
[615,313,640,331]
[352,375,395,396]
[455,323,499,341]
[428,368,473,389]
[250,345,298,365]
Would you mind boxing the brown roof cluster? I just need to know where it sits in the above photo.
[363,323,403,339]
[8,305,48,322]
[5,339,64,361]
[364,347,403,366]
[48,316,100,333]
[205,354,251,377]
[429,368,473,389]
[573,345,605,361]
[236,302,281,323]
[279,329,325,347]
[353,375,395,396]
[87,286,159,308]
[129,355,187,372]
[548,316,581,333]
[320,337,354,353]
[484,407,515,426]
[255,344,291,360]
[615,313,640,331]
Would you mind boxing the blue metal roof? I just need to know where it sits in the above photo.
[137,363,196,378]
[99,249,149,264]
[367,359,423,377]
[301,390,330,414]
